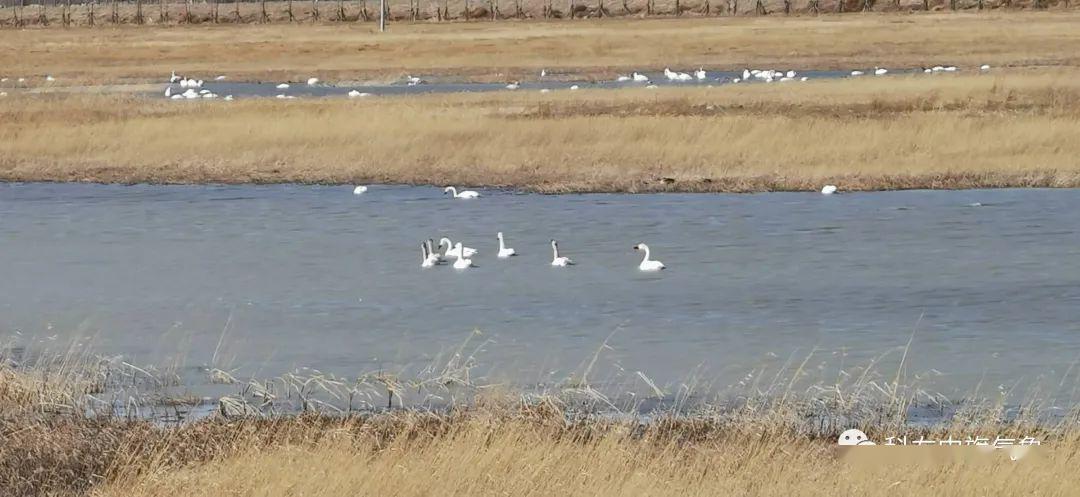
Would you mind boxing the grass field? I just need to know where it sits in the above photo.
[2,12,1080,85]
[2,70,1079,191]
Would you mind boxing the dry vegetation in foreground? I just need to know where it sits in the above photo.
[0,361,1077,497]
[1,12,1079,84]
[2,71,1080,191]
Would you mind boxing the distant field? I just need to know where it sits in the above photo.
[2,70,1078,192]
[1,13,1079,84]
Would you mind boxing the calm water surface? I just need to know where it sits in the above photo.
[1,184,1078,399]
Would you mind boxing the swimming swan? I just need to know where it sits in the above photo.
[440,238,477,259]
[426,239,444,263]
[550,240,573,267]
[821,185,838,195]
[634,243,665,271]
[444,186,479,199]
[497,232,517,258]
[453,250,474,269]
[353,185,368,195]
[421,243,438,268]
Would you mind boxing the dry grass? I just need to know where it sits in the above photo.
[1,12,1080,85]
[3,70,1080,191]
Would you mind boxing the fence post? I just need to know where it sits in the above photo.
[379,0,385,30]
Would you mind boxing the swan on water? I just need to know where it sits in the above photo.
[440,238,477,259]
[616,75,631,82]
[632,72,649,82]
[821,185,838,195]
[874,67,888,76]
[506,82,520,90]
[731,78,741,83]
[850,70,864,77]
[633,243,665,271]
[164,87,172,97]
[550,240,573,267]
[348,90,372,98]
[421,243,438,268]
[170,71,181,83]
[223,95,234,101]
[453,253,474,269]
[943,66,958,72]
[276,83,290,89]
[742,69,752,80]
[800,77,809,82]
[786,70,796,78]
[215,75,227,80]
[540,69,547,78]
[665,68,691,82]
[353,185,368,195]
[980,64,991,71]
[307,77,320,85]
[497,232,517,258]
[427,239,444,263]
[201,92,218,99]
[406,76,424,85]
[694,68,707,80]
[199,89,211,94]
[570,85,580,90]
[444,186,479,199]
[182,88,200,99]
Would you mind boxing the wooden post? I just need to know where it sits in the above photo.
[378,0,384,30]
[287,0,295,20]
[160,0,169,23]
[807,0,818,13]
[311,0,319,21]
[782,0,790,13]
[235,0,242,21]
[87,0,94,25]
[566,0,572,18]
[110,0,118,23]
[38,0,47,25]
[675,0,680,15]
[212,0,219,23]
[754,0,766,14]
[135,0,144,24]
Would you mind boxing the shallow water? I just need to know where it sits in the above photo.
[1,184,1078,401]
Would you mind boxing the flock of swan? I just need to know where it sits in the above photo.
[353,184,667,271]
[156,63,993,101]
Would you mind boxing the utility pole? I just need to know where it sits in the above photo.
[379,0,385,31]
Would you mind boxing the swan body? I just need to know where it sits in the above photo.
[224,95,234,101]
[874,67,888,76]
[164,86,172,97]
[821,185,838,195]
[406,76,423,85]
[694,68,707,80]
[307,77,319,86]
[742,69,751,80]
[453,255,474,269]
[616,75,631,82]
[850,70,864,77]
[634,243,665,271]
[943,66,958,72]
[506,82,520,90]
[353,185,368,195]
[427,239,444,263]
[276,83,290,89]
[215,75,227,80]
[664,68,677,81]
[444,186,479,199]
[632,72,649,82]
[786,70,796,78]
[457,242,478,258]
[182,88,200,99]
[731,78,741,84]
[497,232,517,258]
[980,64,991,71]
[550,240,573,267]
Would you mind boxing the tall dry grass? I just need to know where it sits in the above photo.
[2,71,1080,191]
[1,12,1079,84]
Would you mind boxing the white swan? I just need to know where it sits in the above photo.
[170,71,181,83]
[276,83,290,89]
[497,232,517,258]
[694,68,707,80]
[569,85,580,90]
[353,185,368,195]
[427,239,444,263]
[632,72,649,82]
[506,82,520,90]
[164,86,172,97]
[786,70,796,78]
[550,240,573,267]
[307,77,320,86]
[874,67,888,76]
[444,186,479,199]
[821,185,838,195]
[421,243,438,268]
[215,75,227,80]
[980,64,991,71]
[742,69,751,80]
[634,243,665,271]
[440,238,477,259]
[616,75,631,82]
[406,76,424,86]
[664,68,677,81]
[850,70,864,77]
[453,254,474,269]
[223,95,234,101]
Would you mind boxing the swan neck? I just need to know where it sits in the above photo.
[641,245,652,262]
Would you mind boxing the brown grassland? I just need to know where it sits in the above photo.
[2,69,1080,191]
[1,362,1079,497]
[1,12,1079,84]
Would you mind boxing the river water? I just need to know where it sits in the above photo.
[1,184,1078,403]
